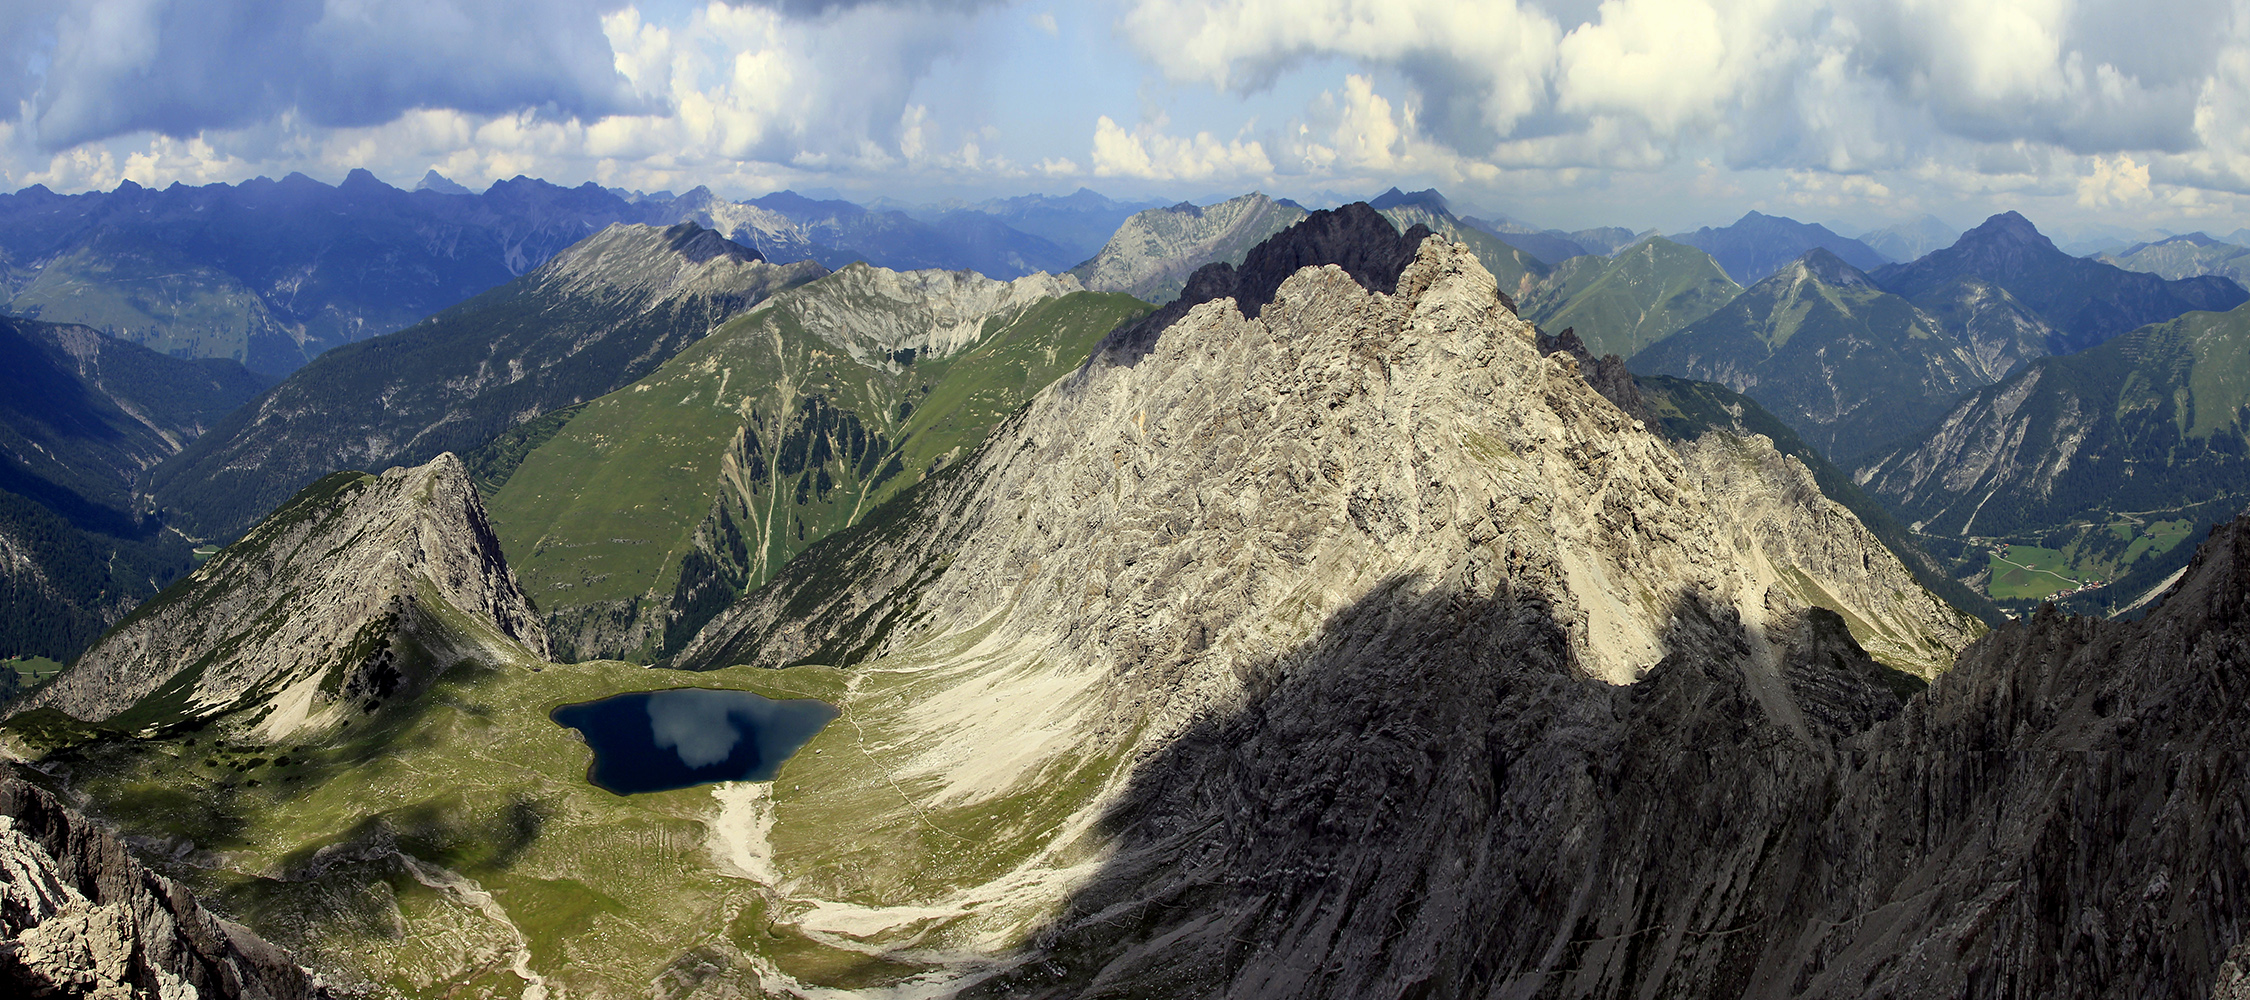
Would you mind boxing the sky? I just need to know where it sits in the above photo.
[2,0,2248,239]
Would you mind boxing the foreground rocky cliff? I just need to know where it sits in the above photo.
[11,454,546,739]
[0,769,319,999]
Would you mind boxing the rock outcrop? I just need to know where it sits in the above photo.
[1069,193,1308,304]
[12,454,545,739]
[0,770,319,999]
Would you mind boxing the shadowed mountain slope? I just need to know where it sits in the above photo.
[0,316,269,662]
[1367,189,1551,303]
[1875,211,2248,354]
[1519,235,1742,358]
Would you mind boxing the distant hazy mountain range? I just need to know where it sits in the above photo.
[1670,210,1892,284]
[1875,212,2247,354]
[0,172,1137,376]
[1856,214,1962,263]
[2098,232,2250,288]
[147,222,827,544]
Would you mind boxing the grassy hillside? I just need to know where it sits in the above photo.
[9,230,297,370]
[1855,300,2250,613]
[1519,237,1741,357]
[148,224,822,543]
[489,279,1149,661]
[1631,249,2034,463]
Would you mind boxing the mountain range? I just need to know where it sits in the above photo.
[146,222,827,544]
[2099,231,2250,287]
[1874,211,2249,354]
[7,183,2250,997]
[1632,248,2050,461]
[0,173,1130,378]
[1517,235,1742,357]
[1855,213,1961,262]
[1671,210,1892,284]
[1069,192,1308,303]
[1854,298,2250,610]
[486,262,1146,661]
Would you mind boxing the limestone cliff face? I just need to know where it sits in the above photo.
[653,209,2015,995]
[679,206,1974,689]
[0,771,319,999]
[13,454,545,739]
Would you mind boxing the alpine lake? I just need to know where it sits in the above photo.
[551,688,839,794]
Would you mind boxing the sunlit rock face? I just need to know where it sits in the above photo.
[13,453,546,740]
[660,207,2066,997]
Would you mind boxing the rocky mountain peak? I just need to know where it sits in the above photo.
[0,771,322,998]
[413,169,471,195]
[1958,209,2054,251]
[773,262,1084,366]
[1099,201,1432,361]
[1069,192,1308,303]
[12,453,547,740]
[682,225,1975,688]
[1783,246,1874,288]
[660,220,763,264]
[540,221,803,300]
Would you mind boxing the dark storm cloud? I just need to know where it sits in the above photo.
[20,0,643,150]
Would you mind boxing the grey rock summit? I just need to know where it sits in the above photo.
[13,454,546,739]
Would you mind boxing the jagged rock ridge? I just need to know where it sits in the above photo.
[13,454,545,739]
[1069,193,1309,303]
[487,259,1140,662]
[642,213,1989,996]
[0,770,320,999]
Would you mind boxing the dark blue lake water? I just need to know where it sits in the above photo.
[551,688,839,795]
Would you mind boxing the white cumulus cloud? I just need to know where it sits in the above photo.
[1091,114,1274,180]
